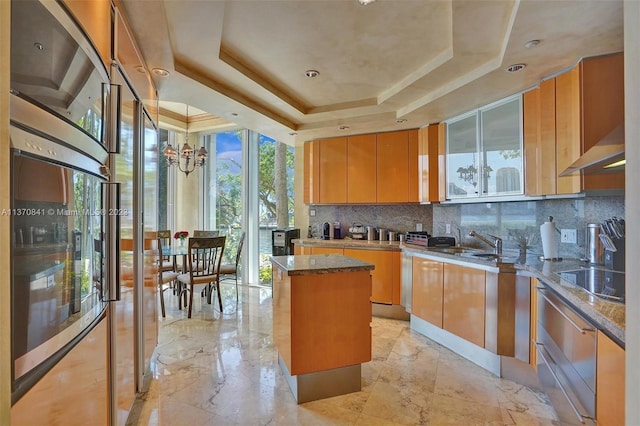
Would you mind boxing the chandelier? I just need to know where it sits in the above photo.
[457,163,493,187]
[162,104,208,177]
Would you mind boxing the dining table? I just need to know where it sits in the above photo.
[162,245,189,274]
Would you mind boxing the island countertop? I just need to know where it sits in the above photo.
[270,254,375,276]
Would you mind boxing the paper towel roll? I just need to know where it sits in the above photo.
[540,220,558,259]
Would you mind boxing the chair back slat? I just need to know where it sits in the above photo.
[188,236,226,280]
[193,230,220,237]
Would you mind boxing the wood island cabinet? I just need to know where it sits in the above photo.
[596,331,625,426]
[344,248,399,305]
[412,257,444,327]
[442,263,486,348]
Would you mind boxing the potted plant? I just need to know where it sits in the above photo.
[174,231,189,248]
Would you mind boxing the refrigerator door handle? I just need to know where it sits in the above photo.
[104,80,121,154]
[102,181,121,301]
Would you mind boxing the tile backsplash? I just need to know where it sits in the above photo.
[309,196,624,259]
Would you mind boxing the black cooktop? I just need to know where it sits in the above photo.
[556,268,625,304]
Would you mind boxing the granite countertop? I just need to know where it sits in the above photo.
[293,238,402,251]
[402,243,625,346]
[270,254,375,276]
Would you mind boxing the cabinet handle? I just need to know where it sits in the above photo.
[536,287,595,334]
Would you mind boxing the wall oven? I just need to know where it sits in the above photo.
[10,0,118,402]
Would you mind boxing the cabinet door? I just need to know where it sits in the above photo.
[376,131,410,203]
[555,66,583,194]
[319,137,347,204]
[63,0,111,66]
[418,124,446,203]
[412,257,444,327]
[596,331,625,426]
[443,264,485,347]
[344,249,393,304]
[304,141,320,204]
[482,97,523,196]
[407,130,419,202]
[347,134,377,203]
[311,247,344,255]
[581,53,625,191]
[524,80,557,196]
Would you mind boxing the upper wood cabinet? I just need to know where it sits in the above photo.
[347,134,377,203]
[418,123,446,202]
[377,130,418,203]
[524,79,558,196]
[303,141,320,204]
[63,0,112,67]
[304,129,418,205]
[318,137,348,204]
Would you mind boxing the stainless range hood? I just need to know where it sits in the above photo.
[559,124,625,176]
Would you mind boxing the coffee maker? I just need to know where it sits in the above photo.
[322,222,331,240]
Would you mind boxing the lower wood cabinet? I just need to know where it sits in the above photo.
[596,331,625,426]
[442,263,486,348]
[344,248,399,305]
[310,246,344,255]
[412,257,444,327]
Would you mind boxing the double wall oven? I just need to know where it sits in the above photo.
[9,0,120,402]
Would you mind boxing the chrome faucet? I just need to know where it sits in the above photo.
[469,231,503,254]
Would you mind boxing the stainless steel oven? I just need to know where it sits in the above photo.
[535,284,596,424]
[9,0,119,402]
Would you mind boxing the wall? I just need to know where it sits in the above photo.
[308,204,433,239]
[1,0,11,421]
[624,2,639,422]
[307,196,624,259]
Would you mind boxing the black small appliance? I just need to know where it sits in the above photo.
[272,228,300,255]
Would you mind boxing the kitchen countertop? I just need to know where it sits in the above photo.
[402,243,625,347]
[270,254,375,276]
[293,238,402,251]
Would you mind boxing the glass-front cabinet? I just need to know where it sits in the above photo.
[447,95,523,199]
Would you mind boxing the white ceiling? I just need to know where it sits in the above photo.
[118,0,623,146]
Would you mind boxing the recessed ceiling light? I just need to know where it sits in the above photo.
[524,39,541,49]
[289,132,298,136]
[135,65,146,74]
[34,42,44,51]
[152,68,170,77]
[339,125,350,130]
[506,63,526,73]
[357,0,376,5]
[305,70,320,78]
[396,119,407,124]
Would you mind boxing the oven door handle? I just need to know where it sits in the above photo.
[536,287,595,334]
[534,342,590,424]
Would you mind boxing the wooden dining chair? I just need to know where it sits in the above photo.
[176,236,226,318]
[219,231,245,302]
[157,232,179,317]
[193,230,219,237]
[157,229,176,272]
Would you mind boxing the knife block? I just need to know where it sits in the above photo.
[604,237,625,271]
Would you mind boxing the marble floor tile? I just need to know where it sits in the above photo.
[128,283,558,426]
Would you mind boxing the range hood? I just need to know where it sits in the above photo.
[559,124,625,176]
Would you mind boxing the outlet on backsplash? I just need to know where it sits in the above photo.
[560,229,577,244]
[445,224,451,234]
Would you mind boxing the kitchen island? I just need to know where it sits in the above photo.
[270,254,374,403]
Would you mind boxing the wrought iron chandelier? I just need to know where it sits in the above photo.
[162,105,208,177]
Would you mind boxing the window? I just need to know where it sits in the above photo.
[446,95,523,199]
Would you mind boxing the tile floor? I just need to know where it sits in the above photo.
[127,282,561,425]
